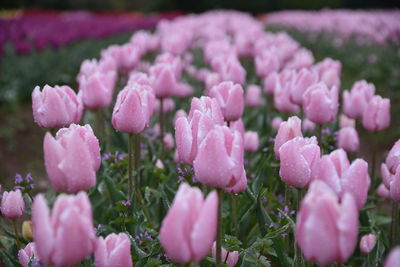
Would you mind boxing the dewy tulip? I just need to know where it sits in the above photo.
[290,68,318,106]
[245,84,262,107]
[279,136,320,188]
[296,180,359,265]
[32,85,83,128]
[381,139,400,201]
[313,58,342,89]
[32,192,96,266]
[112,83,155,134]
[79,70,116,109]
[337,127,360,153]
[211,242,239,267]
[149,63,177,98]
[313,149,370,210]
[193,126,244,189]
[160,183,218,264]
[342,80,375,119]
[362,95,391,131]
[303,82,338,125]
[274,116,303,159]
[360,234,377,254]
[1,189,25,219]
[384,246,400,267]
[94,233,132,267]
[44,124,101,193]
[244,131,259,152]
[175,96,224,164]
[210,81,244,122]
[18,242,39,267]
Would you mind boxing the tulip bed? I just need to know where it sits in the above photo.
[1,9,400,267]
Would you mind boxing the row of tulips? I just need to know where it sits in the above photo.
[1,9,399,266]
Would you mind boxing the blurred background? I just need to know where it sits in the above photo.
[0,0,399,190]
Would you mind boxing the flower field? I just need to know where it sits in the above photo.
[1,9,400,267]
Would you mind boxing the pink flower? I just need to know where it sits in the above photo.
[155,53,183,79]
[163,133,175,150]
[303,83,338,125]
[175,97,224,164]
[1,190,25,219]
[312,149,370,210]
[127,72,151,87]
[244,131,259,152]
[212,56,246,85]
[362,95,390,131]
[337,127,360,153]
[32,192,96,266]
[302,118,316,132]
[339,114,355,128]
[274,116,303,159]
[43,124,101,193]
[112,83,155,134]
[359,234,377,254]
[160,183,218,264]
[313,58,342,89]
[94,233,132,267]
[173,109,187,124]
[205,72,222,94]
[193,126,244,189]
[279,136,320,188]
[32,85,83,128]
[263,72,279,95]
[210,81,244,122]
[225,169,247,194]
[384,246,400,267]
[18,242,39,267]
[342,80,375,119]
[381,140,400,201]
[149,63,177,98]
[211,242,239,266]
[296,180,358,265]
[273,70,300,113]
[255,50,280,78]
[154,98,176,114]
[376,183,390,199]
[174,82,194,98]
[285,48,314,70]
[290,68,318,106]
[245,85,263,107]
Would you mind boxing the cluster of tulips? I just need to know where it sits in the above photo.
[265,9,400,45]
[1,10,400,266]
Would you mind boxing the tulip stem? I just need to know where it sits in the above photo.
[134,133,141,190]
[371,149,376,181]
[216,189,224,267]
[11,220,21,250]
[390,200,399,248]
[159,98,164,156]
[128,134,134,199]
[317,124,323,146]
[232,194,238,237]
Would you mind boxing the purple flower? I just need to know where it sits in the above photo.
[122,200,131,206]
[15,173,23,184]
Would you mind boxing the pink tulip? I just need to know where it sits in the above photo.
[303,83,338,125]
[155,53,183,79]
[290,68,318,106]
[32,192,96,266]
[79,70,116,109]
[271,117,283,131]
[211,242,239,266]
[285,48,314,70]
[154,98,176,114]
[296,180,358,265]
[173,109,187,124]
[149,63,177,98]
[279,136,320,188]
[163,133,175,150]
[205,72,222,94]
[381,140,400,201]
[362,95,390,131]
[127,72,151,87]
[175,96,224,164]
[32,85,83,128]
[263,72,279,95]
[118,43,141,71]
[210,81,244,122]
[160,183,218,264]
[174,82,194,98]
[18,242,39,267]
[44,124,101,193]
[339,114,355,128]
[225,169,247,194]
[245,85,262,107]
[337,127,360,153]
[244,131,259,152]
[94,233,132,267]
[313,58,342,89]
[230,119,245,138]
[211,56,246,85]
[112,83,155,134]
[313,149,370,210]
[1,190,25,219]
[273,70,300,113]
[360,234,377,254]
[255,50,280,78]
[384,246,400,267]
[376,183,390,199]
[193,126,244,189]
[302,118,316,132]
[342,80,375,119]
[274,116,303,159]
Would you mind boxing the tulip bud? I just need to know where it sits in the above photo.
[43,124,101,193]
[1,190,25,219]
[303,83,338,125]
[337,127,360,153]
[32,85,83,128]
[244,131,259,152]
[362,95,390,131]
[210,81,244,122]
[274,116,303,159]
[150,63,177,98]
[22,220,33,240]
[160,183,218,264]
[290,68,318,105]
[342,80,375,119]
[245,85,262,107]
[79,70,116,109]
[360,234,377,254]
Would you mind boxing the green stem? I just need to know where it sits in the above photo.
[317,124,323,146]
[12,220,21,250]
[390,200,399,248]
[216,189,224,267]
[128,134,134,199]
[159,98,164,156]
[371,149,376,181]
[232,195,238,237]
[284,184,291,208]
[134,133,141,190]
